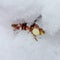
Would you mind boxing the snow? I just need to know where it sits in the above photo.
[0,26,60,60]
[0,0,60,60]
[42,0,60,35]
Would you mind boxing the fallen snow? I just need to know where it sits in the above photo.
[42,0,60,35]
[0,0,60,60]
[0,25,60,60]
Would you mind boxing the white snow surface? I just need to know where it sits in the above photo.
[42,0,60,35]
[0,0,60,60]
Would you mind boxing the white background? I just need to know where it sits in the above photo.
[0,0,60,60]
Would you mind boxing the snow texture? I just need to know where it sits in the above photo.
[42,0,60,35]
[0,0,60,60]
